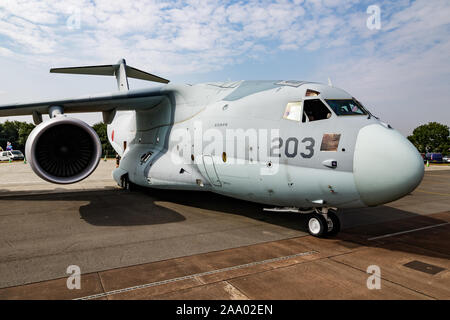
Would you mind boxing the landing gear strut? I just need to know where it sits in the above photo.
[306,208,340,238]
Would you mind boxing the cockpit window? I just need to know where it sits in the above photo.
[303,99,332,122]
[283,101,303,122]
[305,89,320,97]
[325,99,367,116]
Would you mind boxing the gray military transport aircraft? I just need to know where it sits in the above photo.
[0,59,424,237]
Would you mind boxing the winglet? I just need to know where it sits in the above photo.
[50,59,170,92]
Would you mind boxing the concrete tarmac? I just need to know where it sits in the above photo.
[0,161,448,299]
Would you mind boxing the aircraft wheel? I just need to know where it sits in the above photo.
[121,175,134,191]
[125,179,136,191]
[307,213,328,237]
[326,211,341,237]
[120,175,127,189]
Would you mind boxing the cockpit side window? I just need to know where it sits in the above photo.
[302,99,332,122]
[283,101,303,122]
[325,99,367,116]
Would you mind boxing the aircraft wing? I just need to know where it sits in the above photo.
[0,87,169,118]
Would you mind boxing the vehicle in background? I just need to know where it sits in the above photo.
[10,150,25,161]
[0,150,24,161]
[0,151,11,161]
[425,153,443,163]
[443,155,450,163]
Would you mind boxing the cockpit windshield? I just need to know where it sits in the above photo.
[325,99,367,116]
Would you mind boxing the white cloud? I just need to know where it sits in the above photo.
[0,46,13,56]
[0,0,449,134]
[313,0,450,134]
[0,0,447,75]
[0,0,341,73]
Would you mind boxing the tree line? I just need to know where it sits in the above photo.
[0,121,116,157]
[407,122,449,154]
[0,121,35,152]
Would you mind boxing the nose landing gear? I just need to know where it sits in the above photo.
[262,206,341,238]
[306,208,341,238]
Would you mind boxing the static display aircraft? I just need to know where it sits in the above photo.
[0,59,424,237]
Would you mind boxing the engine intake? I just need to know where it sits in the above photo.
[25,117,102,184]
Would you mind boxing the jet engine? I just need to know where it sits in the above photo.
[25,116,102,184]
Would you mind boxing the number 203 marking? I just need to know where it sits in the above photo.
[270,137,315,159]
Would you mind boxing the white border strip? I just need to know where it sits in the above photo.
[75,250,318,300]
[368,222,449,241]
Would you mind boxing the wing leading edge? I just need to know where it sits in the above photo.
[0,87,170,123]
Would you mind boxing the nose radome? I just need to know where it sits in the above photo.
[353,124,424,206]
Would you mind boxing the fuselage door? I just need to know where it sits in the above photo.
[202,155,222,187]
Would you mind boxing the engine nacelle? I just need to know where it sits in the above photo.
[25,117,102,184]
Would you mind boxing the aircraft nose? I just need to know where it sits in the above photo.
[353,124,424,206]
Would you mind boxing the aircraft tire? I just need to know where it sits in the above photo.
[127,181,136,191]
[125,179,136,191]
[120,175,127,189]
[326,211,341,237]
[121,174,134,191]
[307,213,328,237]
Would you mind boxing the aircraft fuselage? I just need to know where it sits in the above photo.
[108,80,424,209]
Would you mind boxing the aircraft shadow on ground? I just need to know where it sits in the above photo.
[120,186,450,259]
[130,187,450,260]
[1,186,448,259]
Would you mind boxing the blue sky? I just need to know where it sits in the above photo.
[0,0,449,135]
